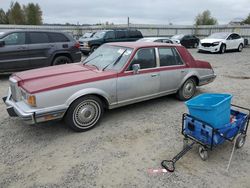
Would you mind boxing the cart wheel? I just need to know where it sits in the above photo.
[198,146,208,161]
[236,134,246,149]
[183,138,189,149]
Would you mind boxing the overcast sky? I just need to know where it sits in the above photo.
[1,0,250,25]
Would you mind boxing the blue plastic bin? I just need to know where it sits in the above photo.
[185,93,232,128]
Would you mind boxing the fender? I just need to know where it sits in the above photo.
[65,88,112,107]
[178,70,200,89]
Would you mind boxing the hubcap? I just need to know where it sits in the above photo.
[183,81,194,99]
[73,99,101,128]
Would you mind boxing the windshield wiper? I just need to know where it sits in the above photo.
[102,49,127,71]
[83,54,103,65]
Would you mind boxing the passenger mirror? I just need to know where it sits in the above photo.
[132,64,140,74]
[0,41,5,47]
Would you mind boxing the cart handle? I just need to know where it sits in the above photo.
[161,160,175,173]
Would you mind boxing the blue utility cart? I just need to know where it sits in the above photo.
[161,94,249,173]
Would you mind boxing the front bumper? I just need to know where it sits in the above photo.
[3,88,67,124]
[198,44,220,53]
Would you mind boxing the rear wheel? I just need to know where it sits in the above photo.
[176,78,196,101]
[220,44,226,54]
[65,95,103,132]
[53,56,72,65]
[238,44,243,52]
[198,146,208,161]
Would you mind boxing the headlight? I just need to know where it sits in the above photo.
[83,42,89,47]
[212,42,220,46]
[21,89,36,107]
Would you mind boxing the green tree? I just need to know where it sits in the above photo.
[243,13,250,24]
[195,10,218,25]
[24,3,42,25]
[0,8,8,24]
[8,1,26,24]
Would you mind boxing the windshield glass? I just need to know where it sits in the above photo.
[93,31,106,38]
[171,34,184,40]
[208,33,229,39]
[83,45,133,71]
[80,32,93,39]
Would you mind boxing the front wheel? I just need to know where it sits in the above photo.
[220,44,226,54]
[238,44,243,52]
[176,78,196,101]
[235,134,246,149]
[198,146,208,161]
[65,95,103,132]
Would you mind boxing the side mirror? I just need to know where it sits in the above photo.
[0,41,5,47]
[132,64,140,74]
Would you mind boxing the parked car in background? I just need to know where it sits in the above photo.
[79,29,143,55]
[137,37,173,44]
[198,32,244,54]
[79,32,96,39]
[171,34,200,48]
[0,30,81,73]
[3,42,216,132]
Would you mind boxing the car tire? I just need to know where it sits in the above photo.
[176,77,196,101]
[65,95,104,132]
[220,44,226,54]
[90,46,98,54]
[52,56,72,65]
[238,44,243,52]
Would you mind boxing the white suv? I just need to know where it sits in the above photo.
[198,32,244,54]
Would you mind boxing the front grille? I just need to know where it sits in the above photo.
[201,43,212,47]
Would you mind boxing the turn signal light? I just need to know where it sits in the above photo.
[27,95,36,107]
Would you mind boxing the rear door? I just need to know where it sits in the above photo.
[0,32,29,72]
[231,33,242,49]
[27,32,52,68]
[158,47,187,93]
[103,31,116,43]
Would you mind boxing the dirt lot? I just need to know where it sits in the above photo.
[0,48,250,188]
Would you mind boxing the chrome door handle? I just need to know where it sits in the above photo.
[151,74,158,77]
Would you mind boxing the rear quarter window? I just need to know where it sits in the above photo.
[48,33,70,42]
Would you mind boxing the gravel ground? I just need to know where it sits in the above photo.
[0,48,250,188]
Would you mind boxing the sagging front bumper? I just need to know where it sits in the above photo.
[3,88,67,124]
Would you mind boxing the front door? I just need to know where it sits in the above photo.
[117,48,160,104]
[0,32,29,72]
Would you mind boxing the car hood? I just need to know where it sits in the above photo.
[13,63,117,94]
[200,38,224,43]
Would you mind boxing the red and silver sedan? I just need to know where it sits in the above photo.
[3,42,216,131]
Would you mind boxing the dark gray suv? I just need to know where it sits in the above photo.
[0,30,82,73]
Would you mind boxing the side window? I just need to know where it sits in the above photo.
[105,31,115,39]
[29,32,49,44]
[128,48,156,70]
[116,31,127,38]
[231,34,240,40]
[159,48,183,66]
[3,32,25,45]
[155,39,163,42]
[48,33,69,42]
[227,34,233,40]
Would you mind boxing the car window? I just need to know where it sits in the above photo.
[29,32,49,44]
[3,32,25,45]
[231,34,241,40]
[155,39,163,42]
[227,34,233,40]
[105,31,115,39]
[129,30,142,38]
[128,48,156,70]
[159,48,183,66]
[116,31,127,38]
[48,33,69,42]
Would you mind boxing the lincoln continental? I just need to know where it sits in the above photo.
[3,42,216,131]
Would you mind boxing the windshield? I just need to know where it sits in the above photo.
[83,45,133,71]
[208,33,229,39]
[171,34,184,40]
[93,31,106,38]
